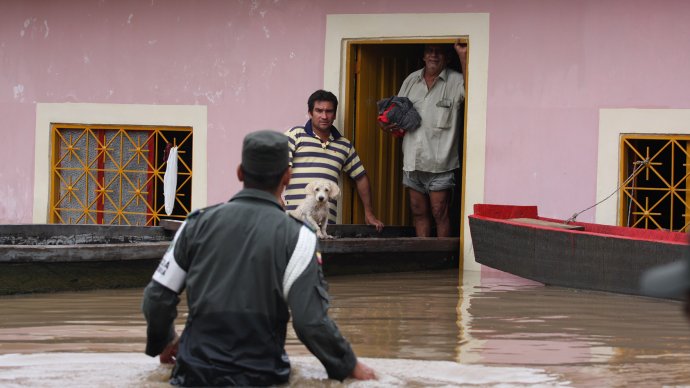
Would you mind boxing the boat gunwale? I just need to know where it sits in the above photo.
[469,213,688,246]
[0,241,171,263]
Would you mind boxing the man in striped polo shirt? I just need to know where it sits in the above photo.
[284,90,384,231]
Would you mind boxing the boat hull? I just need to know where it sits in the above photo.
[2,260,161,295]
[469,204,688,299]
[0,223,459,294]
[0,224,173,295]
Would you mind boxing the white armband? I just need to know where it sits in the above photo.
[283,225,317,300]
[152,221,188,293]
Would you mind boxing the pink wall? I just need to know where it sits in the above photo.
[2,0,690,223]
[485,0,690,220]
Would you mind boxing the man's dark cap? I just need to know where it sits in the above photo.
[241,130,289,175]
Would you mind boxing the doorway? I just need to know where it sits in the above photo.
[341,39,467,236]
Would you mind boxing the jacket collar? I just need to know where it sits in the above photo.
[230,188,283,210]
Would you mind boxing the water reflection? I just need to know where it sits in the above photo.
[0,269,689,386]
[463,269,690,386]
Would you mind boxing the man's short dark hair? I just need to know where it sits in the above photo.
[241,166,288,191]
[307,90,338,113]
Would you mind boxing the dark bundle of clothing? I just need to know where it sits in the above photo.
[377,96,421,137]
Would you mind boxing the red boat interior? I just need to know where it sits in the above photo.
[471,204,689,244]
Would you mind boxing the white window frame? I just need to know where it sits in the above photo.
[34,103,208,223]
[597,109,690,225]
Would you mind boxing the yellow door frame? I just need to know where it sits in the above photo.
[341,38,469,233]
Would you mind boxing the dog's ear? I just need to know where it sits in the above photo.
[305,180,316,194]
[329,181,340,199]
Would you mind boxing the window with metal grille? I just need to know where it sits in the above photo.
[50,124,193,225]
[620,135,690,232]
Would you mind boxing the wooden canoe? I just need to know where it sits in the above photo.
[468,203,689,299]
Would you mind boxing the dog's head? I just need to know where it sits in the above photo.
[305,179,340,204]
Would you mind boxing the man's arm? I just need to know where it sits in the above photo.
[289,275,374,381]
[354,175,384,232]
[454,40,468,87]
[285,228,375,381]
[142,280,180,361]
[141,220,190,363]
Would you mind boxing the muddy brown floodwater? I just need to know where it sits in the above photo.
[1,269,690,387]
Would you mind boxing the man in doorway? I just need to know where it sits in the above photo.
[284,89,384,232]
[380,41,467,237]
[142,130,376,386]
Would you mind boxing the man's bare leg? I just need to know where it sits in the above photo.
[408,189,432,237]
[429,190,451,237]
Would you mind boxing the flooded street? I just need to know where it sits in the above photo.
[1,269,690,386]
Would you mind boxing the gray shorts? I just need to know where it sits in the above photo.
[402,170,455,194]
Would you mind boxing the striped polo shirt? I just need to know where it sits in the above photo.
[284,121,366,223]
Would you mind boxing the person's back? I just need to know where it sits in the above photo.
[170,189,300,385]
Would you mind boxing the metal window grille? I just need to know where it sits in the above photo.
[620,135,690,232]
[50,124,193,225]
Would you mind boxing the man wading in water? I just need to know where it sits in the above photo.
[142,130,375,386]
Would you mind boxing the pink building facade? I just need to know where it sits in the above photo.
[3,0,690,269]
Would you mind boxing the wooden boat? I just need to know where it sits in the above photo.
[0,221,458,294]
[468,204,689,298]
[0,224,173,295]
[317,225,458,276]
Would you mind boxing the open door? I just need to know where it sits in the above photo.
[342,40,466,234]
[342,43,421,226]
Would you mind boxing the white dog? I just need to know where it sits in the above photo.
[289,179,340,239]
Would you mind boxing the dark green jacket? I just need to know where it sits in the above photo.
[142,188,357,386]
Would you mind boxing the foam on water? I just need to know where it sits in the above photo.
[0,353,566,387]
